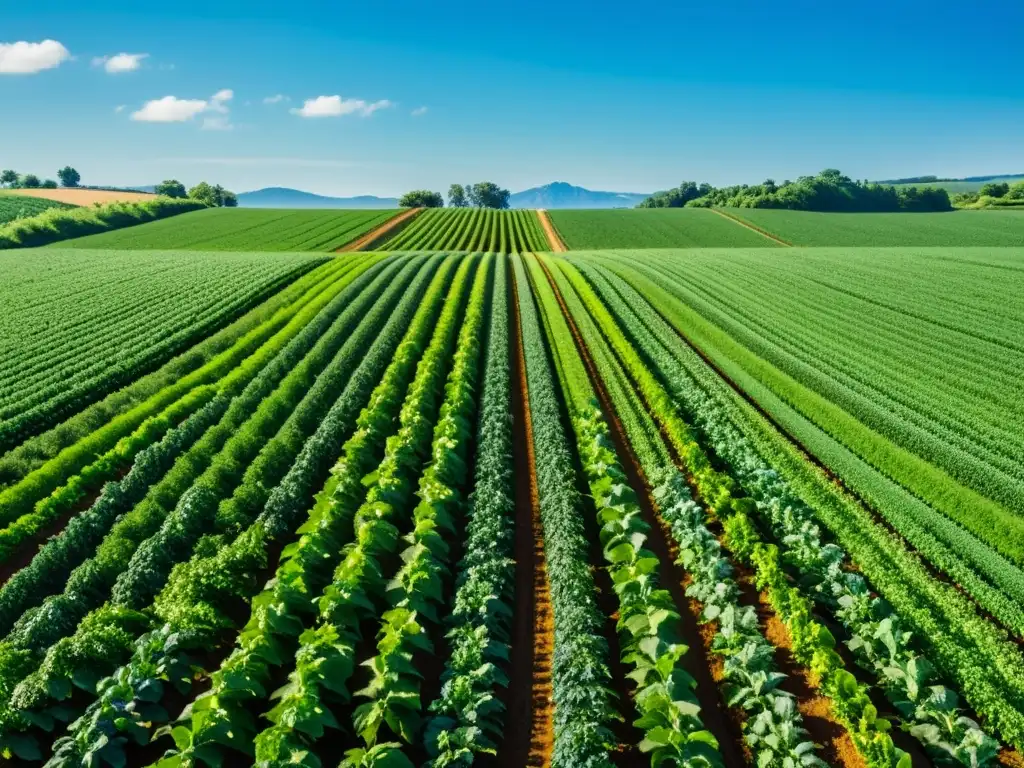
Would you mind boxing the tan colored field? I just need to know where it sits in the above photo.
[2,188,158,206]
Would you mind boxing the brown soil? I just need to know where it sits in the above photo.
[500,259,554,768]
[535,210,568,253]
[1,188,158,205]
[534,255,747,766]
[337,207,423,252]
[1000,749,1024,768]
[711,207,792,246]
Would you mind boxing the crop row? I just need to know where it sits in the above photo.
[382,208,548,253]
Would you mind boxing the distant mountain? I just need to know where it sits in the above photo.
[237,187,400,209]
[510,182,649,209]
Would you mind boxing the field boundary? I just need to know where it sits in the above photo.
[337,207,422,252]
[711,207,792,246]
[535,209,567,252]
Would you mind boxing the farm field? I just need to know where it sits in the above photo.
[379,207,549,251]
[0,243,1023,768]
[727,208,1024,246]
[548,207,781,248]
[887,175,1024,194]
[0,194,71,225]
[56,208,401,252]
[1,188,158,205]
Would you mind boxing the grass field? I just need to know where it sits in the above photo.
[726,208,1024,245]
[56,208,400,251]
[887,175,1024,194]
[0,194,72,225]
[548,207,780,248]
[380,207,549,251]
[1,240,1023,768]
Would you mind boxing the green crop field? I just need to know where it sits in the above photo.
[887,176,1024,194]
[726,208,1024,246]
[548,207,780,248]
[0,249,326,453]
[1,242,1023,767]
[0,194,72,225]
[54,208,400,251]
[380,207,549,252]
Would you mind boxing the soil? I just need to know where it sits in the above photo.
[535,210,568,253]
[337,207,423,252]
[710,207,792,246]
[534,255,747,766]
[500,260,555,768]
[1,188,158,205]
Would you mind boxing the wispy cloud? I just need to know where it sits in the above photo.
[263,94,289,105]
[114,104,126,113]
[411,106,428,117]
[93,52,148,73]
[291,95,393,118]
[0,39,71,74]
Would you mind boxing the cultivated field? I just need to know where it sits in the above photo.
[380,207,549,251]
[1,209,1023,768]
[728,208,1024,246]
[548,207,781,248]
[2,188,158,205]
[56,208,401,252]
[0,194,71,225]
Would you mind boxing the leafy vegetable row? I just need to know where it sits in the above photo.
[422,256,515,766]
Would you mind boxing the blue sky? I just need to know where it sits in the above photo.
[3,0,1023,196]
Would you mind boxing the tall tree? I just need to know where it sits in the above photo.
[57,166,81,188]
[448,183,468,208]
[1,170,19,187]
[467,181,510,209]
[188,181,237,207]
[21,174,41,189]
[399,189,444,208]
[155,179,188,199]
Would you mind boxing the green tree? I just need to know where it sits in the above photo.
[1006,181,1024,200]
[980,182,1009,198]
[57,166,81,188]
[41,179,58,189]
[155,179,187,199]
[21,174,41,189]
[398,189,444,207]
[222,189,238,207]
[187,182,238,207]
[448,183,468,208]
[467,181,510,209]
[1,170,19,187]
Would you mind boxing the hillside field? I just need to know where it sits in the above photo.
[2,188,158,205]
[0,194,72,225]
[0,212,1023,768]
[56,208,401,251]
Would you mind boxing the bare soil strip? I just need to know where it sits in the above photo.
[536,256,747,766]
[502,261,555,768]
[336,207,423,252]
[1,188,157,205]
[711,207,793,246]
[536,209,568,253]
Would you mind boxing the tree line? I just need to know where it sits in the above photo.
[639,169,953,212]
[399,182,511,209]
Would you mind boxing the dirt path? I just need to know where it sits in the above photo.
[535,210,568,253]
[501,261,555,768]
[535,255,747,766]
[336,207,422,252]
[711,207,792,246]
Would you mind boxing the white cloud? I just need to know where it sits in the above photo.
[411,106,428,117]
[0,40,71,74]
[263,94,288,105]
[291,95,393,118]
[131,89,234,126]
[114,104,126,113]
[131,95,210,122]
[93,53,148,73]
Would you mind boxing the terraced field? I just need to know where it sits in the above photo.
[380,207,549,251]
[727,208,1024,246]
[55,208,401,251]
[2,234,1023,768]
[548,207,780,248]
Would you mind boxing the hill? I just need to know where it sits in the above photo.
[510,181,649,209]
[877,174,1024,194]
[237,187,399,209]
